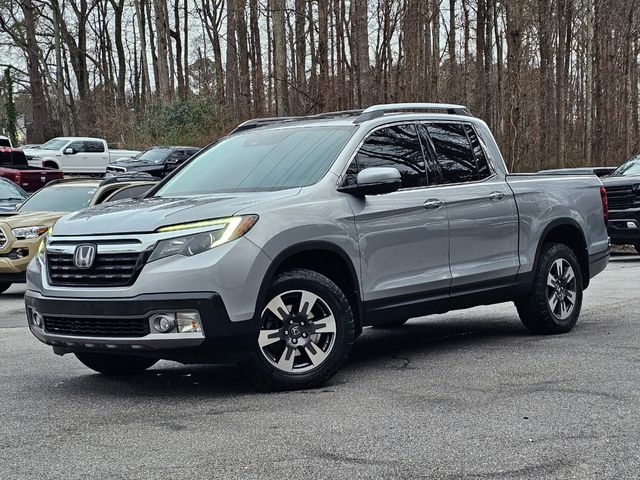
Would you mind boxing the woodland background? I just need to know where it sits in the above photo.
[0,0,639,171]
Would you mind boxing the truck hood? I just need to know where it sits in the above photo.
[23,148,57,158]
[52,189,301,236]
[0,211,65,228]
[601,175,640,188]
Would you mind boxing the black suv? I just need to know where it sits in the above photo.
[601,155,640,253]
[105,146,200,178]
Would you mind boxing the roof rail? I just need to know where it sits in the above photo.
[229,116,307,134]
[229,109,366,135]
[353,103,473,123]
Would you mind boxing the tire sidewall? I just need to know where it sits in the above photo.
[535,243,583,333]
[251,269,354,389]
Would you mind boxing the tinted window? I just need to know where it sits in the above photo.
[421,123,478,184]
[136,148,172,163]
[156,126,354,196]
[0,149,28,167]
[68,141,86,153]
[0,138,11,147]
[464,125,492,179]
[105,184,153,202]
[18,185,97,212]
[85,141,105,153]
[346,124,425,188]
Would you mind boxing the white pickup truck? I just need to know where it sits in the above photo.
[25,137,140,174]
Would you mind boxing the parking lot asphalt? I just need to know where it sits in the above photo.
[1,254,639,479]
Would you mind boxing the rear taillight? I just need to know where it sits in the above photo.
[14,172,21,184]
[600,186,608,226]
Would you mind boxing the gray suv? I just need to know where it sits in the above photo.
[25,103,610,389]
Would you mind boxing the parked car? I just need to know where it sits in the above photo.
[0,135,12,147]
[600,155,640,253]
[25,103,609,390]
[0,148,64,192]
[105,146,201,178]
[0,178,28,212]
[0,177,157,293]
[538,166,616,178]
[24,137,139,174]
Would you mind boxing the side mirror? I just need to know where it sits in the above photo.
[338,167,402,197]
[63,147,74,155]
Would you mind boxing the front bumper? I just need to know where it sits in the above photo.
[608,209,640,244]
[0,230,43,281]
[25,290,258,362]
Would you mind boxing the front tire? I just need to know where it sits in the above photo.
[251,268,355,390]
[75,352,158,375]
[515,243,583,334]
[0,283,11,294]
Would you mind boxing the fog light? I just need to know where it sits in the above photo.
[176,311,202,333]
[626,221,638,229]
[151,313,176,333]
[32,310,43,327]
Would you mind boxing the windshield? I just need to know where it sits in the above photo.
[38,138,69,151]
[0,181,26,202]
[134,148,172,164]
[611,158,640,177]
[155,126,354,196]
[18,185,97,212]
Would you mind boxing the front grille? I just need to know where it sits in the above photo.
[47,251,147,287]
[605,185,638,210]
[43,315,150,337]
[0,229,6,249]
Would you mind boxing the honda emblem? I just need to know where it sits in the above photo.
[73,244,96,269]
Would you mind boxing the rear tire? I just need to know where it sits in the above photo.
[0,283,11,294]
[373,318,409,329]
[75,352,157,375]
[515,243,583,335]
[251,268,355,390]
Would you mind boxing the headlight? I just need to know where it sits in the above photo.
[149,215,258,262]
[12,226,49,239]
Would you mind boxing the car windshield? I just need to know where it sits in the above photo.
[17,185,97,212]
[38,138,69,151]
[611,158,640,177]
[155,126,354,196]
[0,181,26,202]
[135,148,172,164]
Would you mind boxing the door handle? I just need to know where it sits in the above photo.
[423,199,444,209]
[489,191,506,201]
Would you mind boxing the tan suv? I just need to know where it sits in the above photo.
[0,178,155,292]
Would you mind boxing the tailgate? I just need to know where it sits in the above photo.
[17,170,63,191]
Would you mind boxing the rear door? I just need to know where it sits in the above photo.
[344,123,451,315]
[418,122,519,294]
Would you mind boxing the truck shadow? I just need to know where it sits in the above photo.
[56,315,530,398]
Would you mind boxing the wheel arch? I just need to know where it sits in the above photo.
[255,241,363,337]
[534,218,590,288]
[42,159,59,169]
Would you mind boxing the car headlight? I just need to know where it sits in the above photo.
[149,215,258,262]
[12,226,49,239]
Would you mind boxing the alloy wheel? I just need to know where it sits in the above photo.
[258,290,337,374]
[546,258,577,321]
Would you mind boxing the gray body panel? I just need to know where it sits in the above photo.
[26,110,610,341]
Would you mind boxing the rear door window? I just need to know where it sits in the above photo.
[345,124,426,189]
[419,123,492,184]
[85,141,105,153]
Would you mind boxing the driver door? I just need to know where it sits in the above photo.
[343,124,451,320]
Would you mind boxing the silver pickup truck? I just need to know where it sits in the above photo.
[25,103,610,390]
